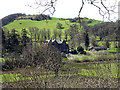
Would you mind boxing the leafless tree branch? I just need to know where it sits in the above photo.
[29,0,118,21]
[27,0,57,15]
[91,1,105,20]
[78,0,85,18]
[78,0,85,23]
[90,0,118,21]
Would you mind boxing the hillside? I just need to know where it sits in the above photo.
[3,19,70,32]
[3,15,102,32]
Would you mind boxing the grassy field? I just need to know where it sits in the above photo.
[3,19,69,31]
[3,17,101,33]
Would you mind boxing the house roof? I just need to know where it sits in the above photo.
[46,40,64,44]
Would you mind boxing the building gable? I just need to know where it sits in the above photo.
[48,40,69,53]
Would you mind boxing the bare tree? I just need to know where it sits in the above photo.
[40,28,47,41]
[40,29,44,41]
[58,30,62,40]
[90,36,98,47]
[22,41,63,77]
[53,29,58,40]
[74,32,85,47]
[64,30,68,41]
[68,24,79,49]
[29,27,34,40]
[28,27,40,41]
[43,28,47,40]
[34,27,39,41]
[78,0,118,21]
[47,29,51,40]
[29,0,118,21]
[37,44,62,77]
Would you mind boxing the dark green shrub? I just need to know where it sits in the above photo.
[56,23,64,29]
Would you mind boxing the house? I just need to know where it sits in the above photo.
[89,46,107,51]
[47,40,69,53]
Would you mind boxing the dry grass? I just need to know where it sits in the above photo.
[2,61,119,88]
[2,75,118,88]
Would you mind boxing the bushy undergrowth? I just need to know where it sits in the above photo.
[2,75,118,88]
[69,51,119,62]
[2,43,63,79]
[2,57,27,71]
[2,61,119,88]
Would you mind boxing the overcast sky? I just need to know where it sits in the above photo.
[0,0,119,21]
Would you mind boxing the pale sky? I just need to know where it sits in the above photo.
[0,0,119,21]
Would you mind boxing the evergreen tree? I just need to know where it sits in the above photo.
[56,23,63,29]
[2,29,6,55]
[5,31,12,52]
[10,29,20,52]
[21,28,29,47]
[106,40,110,48]
[64,30,68,41]
[85,31,89,50]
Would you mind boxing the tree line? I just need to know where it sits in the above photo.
[2,27,63,77]
[88,20,119,48]
[1,13,26,26]
[1,13,52,26]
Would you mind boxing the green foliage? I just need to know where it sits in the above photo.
[21,28,29,47]
[62,58,69,61]
[2,28,31,55]
[90,36,98,47]
[0,58,5,62]
[3,29,21,53]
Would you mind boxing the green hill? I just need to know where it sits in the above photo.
[3,19,70,32]
[3,17,101,31]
